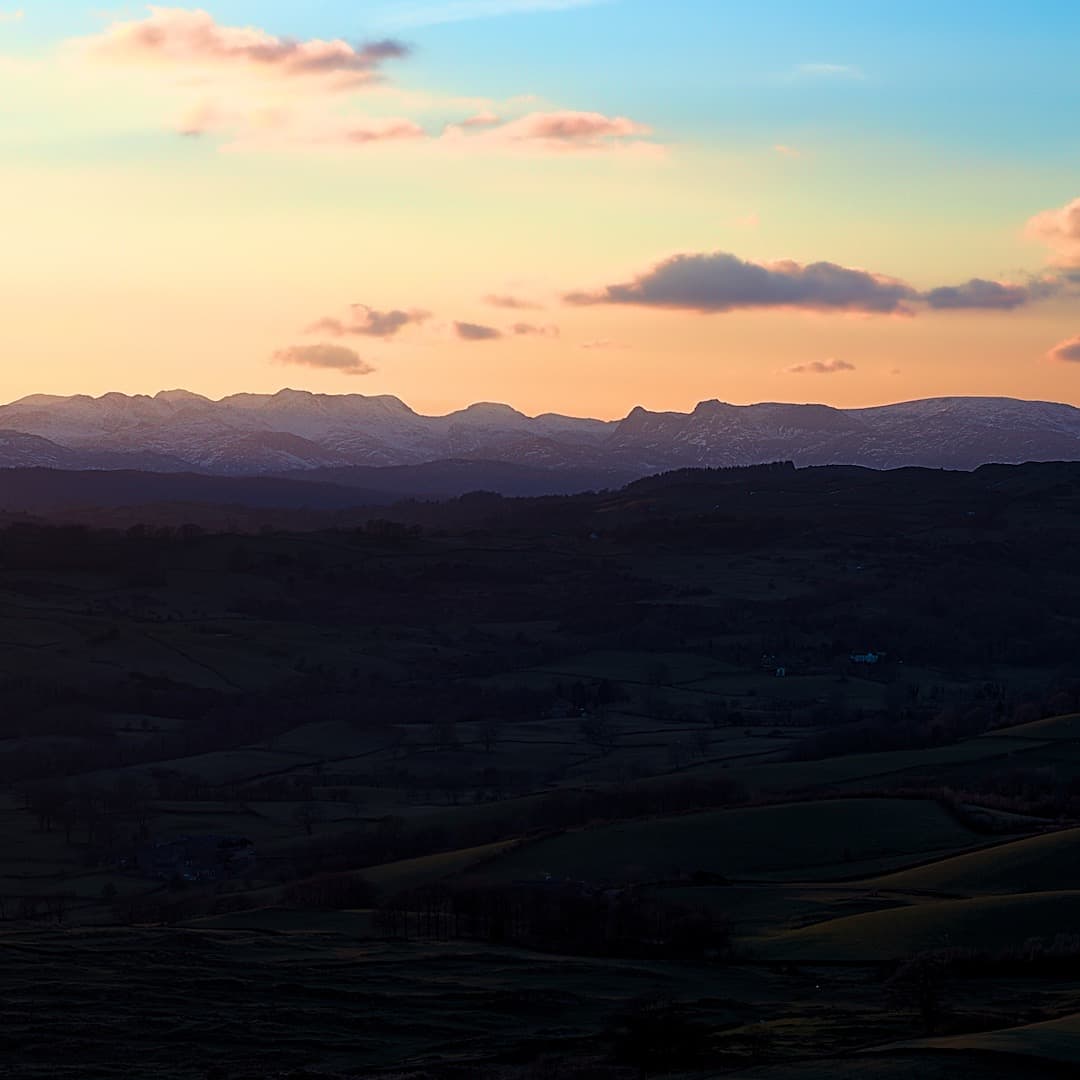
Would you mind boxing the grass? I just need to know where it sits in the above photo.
[866,827,1080,896]
[883,1011,1080,1067]
[0,925,785,1079]
[721,736,1049,794]
[754,890,1080,964]
[468,798,987,886]
[991,713,1080,740]
[360,840,520,894]
[726,1054,1071,1078]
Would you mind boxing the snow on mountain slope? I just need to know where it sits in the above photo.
[0,390,1077,478]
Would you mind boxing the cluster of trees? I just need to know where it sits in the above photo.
[373,882,731,963]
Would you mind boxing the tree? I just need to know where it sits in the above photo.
[292,802,327,837]
[479,717,501,754]
[887,952,948,1033]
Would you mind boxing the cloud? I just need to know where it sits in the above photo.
[773,144,800,157]
[455,321,503,341]
[566,251,917,315]
[0,9,23,22]
[1048,335,1080,363]
[785,358,856,374]
[70,12,653,156]
[1027,197,1080,267]
[579,339,628,350]
[923,278,1035,310]
[377,0,611,30]
[306,305,430,338]
[273,344,376,375]
[494,109,647,148]
[483,294,544,310]
[445,109,653,153]
[795,63,864,78]
[460,110,501,128]
[333,119,427,145]
[512,322,559,337]
[80,7,408,90]
[177,99,224,136]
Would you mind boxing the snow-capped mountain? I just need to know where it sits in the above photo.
[0,390,1077,480]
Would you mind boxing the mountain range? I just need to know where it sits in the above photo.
[1,390,1079,495]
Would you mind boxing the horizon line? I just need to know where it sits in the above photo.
[2,387,1075,424]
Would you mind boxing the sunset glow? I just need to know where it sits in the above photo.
[3,1,1079,416]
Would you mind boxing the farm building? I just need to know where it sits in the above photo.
[128,835,256,882]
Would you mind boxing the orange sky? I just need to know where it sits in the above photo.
[2,3,1078,417]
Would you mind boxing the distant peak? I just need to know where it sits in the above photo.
[692,399,731,414]
[460,402,525,418]
[155,389,211,404]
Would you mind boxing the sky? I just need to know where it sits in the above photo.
[2,1,1080,418]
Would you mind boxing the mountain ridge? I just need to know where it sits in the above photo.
[0,389,1077,484]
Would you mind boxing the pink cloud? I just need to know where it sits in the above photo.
[773,144,801,157]
[1027,197,1080,266]
[1048,335,1080,363]
[444,110,654,153]
[71,11,659,157]
[81,7,407,89]
[334,119,426,145]
[496,110,648,148]
[176,98,222,136]
[460,110,501,128]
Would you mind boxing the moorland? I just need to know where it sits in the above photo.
[4,459,1080,1079]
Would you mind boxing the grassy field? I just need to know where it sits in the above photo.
[754,890,1080,964]
[866,827,1080,896]
[727,1053,1077,1079]
[886,1010,1080,1067]
[467,798,990,886]
[0,926,797,1079]
[360,840,520,894]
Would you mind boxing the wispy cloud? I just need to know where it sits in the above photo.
[1048,335,1080,363]
[579,339,628,350]
[773,144,801,157]
[511,322,560,337]
[444,109,654,154]
[273,344,376,375]
[794,62,864,79]
[77,7,408,90]
[785,358,855,375]
[376,0,612,30]
[0,9,24,23]
[68,9,654,156]
[1027,196,1080,268]
[484,294,544,310]
[306,305,431,338]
